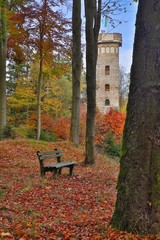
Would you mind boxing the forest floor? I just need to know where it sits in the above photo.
[0,139,159,240]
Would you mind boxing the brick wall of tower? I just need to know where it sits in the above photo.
[96,33,122,113]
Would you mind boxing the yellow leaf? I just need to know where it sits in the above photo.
[1,232,12,237]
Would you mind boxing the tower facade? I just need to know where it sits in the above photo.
[96,33,122,113]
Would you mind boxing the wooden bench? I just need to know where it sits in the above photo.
[37,149,77,178]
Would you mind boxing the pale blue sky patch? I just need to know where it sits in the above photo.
[118,3,137,73]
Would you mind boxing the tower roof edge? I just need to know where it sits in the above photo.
[98,33,122,46]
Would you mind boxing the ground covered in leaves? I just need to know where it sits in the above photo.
[0,140,159,239]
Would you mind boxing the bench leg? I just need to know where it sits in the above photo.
[69,165,74,176]
[41,169,45,178]
[58,168,62,175]
[53,168,58,179]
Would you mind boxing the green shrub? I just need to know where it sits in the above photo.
[104,133,121,157]
[40,129,57,142]
[14,126,28,138]
[25,128,58,141]
[2,125,16,139]
[27,128,36,139]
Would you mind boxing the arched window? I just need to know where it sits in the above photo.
[105,65,110,75]
[105,99,110,106]
[105,84,110,91]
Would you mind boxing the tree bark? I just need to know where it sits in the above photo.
[111,0,160,234]
[0,0,7,139]
[37,57,43,140]
[84,0,101,164]
[36,0,45,141]
[70,0,81,146]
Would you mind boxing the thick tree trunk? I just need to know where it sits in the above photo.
[111,0,160,234]
[70,0,81,146]
[0,1,7,139]
[84,0,101,164]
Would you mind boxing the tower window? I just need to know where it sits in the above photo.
[111,47,115,53]
[106,47,110,53]
[105,84,110,91]
[101,47,105,53]
[105,99,110,106]
[105,65,110,75]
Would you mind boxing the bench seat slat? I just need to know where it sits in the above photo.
[39,154,62,160]
[38,150,62,155]
[44,162,76,169]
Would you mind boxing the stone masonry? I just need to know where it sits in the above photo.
[96,33,122,113]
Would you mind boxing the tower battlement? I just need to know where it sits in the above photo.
[98,33,122,46]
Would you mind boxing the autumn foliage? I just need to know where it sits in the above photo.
[10,109,126,153]
[25,114,70,140]
[51,117,70,140]
[40,109,126,147]
[95,109,126,150]
[95,108,126,143]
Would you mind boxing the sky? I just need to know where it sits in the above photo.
[106,2,138,73]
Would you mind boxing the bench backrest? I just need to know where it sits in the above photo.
[37,149,63,166]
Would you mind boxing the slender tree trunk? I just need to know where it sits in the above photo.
[37,1,46,141]
[0,0,7,139]
[70,0,81,146]
[37,57,43,140]
[84,0,101,164]
[111,0,160,234]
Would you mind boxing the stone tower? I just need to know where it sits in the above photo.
[96,33,122,113]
